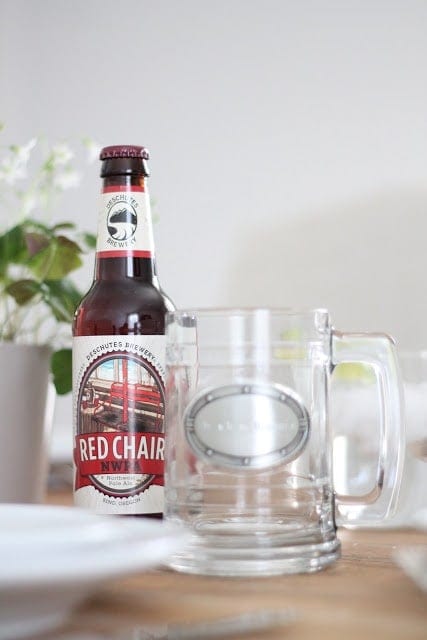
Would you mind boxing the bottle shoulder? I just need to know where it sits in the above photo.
[78,278,170,302]
[73,279,174,336]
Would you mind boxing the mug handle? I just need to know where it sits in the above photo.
[332,331,405,525]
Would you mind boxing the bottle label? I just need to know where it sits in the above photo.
[73,335,165,514]
[96,185,155,258]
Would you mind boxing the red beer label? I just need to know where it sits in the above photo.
[75,432,164,482]
[73,336,166,513]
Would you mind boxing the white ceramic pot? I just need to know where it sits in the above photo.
[0,344,55,503]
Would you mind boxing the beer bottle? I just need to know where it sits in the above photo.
[72,145,173,516]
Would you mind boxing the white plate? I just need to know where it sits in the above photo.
[0,504,116,551]
[412,507,427,532]
[393,507,427,593]
[394,547,427,592]
[0,505,189,640]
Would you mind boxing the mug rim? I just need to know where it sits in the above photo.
[166,306,330,319]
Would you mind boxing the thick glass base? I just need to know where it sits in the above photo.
[166,534,341,577]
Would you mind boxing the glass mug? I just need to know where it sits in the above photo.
[164,309,404,576]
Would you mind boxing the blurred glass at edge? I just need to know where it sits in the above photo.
[331,350,427,527]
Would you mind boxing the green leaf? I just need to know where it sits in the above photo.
[0,224,28,276]
[42,278,82,322]
[82,232,96,249]
[6,279,41,304]
[52,222,76,232]
[333,363,376,383]
[57,235,82,253]
[28,235,82,280]
[51,348,72,395]
[25,231,50,257]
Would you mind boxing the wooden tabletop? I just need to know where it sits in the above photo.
[45,490,427,640]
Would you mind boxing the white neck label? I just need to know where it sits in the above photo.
[96,186,155,258]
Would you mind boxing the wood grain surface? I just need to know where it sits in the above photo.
[44,490,427,640]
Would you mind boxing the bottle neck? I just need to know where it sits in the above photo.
[94,174,157,282]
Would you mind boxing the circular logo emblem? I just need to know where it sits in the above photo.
[77,353,165,498]
[183,383,310,470]
[107,202,137,241]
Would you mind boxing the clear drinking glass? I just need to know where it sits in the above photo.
[164,309,404,576]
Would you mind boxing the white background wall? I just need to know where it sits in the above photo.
[1,1,427,439]
[2,0,427,341]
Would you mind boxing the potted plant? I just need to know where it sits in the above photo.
[0,129,96,501]
[0,131,97,390]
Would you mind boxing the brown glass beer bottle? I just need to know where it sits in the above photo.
[72,145,173,516]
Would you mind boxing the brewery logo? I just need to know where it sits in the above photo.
[96,190,154,258]
[107,202,137,242]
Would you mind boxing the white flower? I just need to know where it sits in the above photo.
[83,138,102,164]
[0,158,27,184]
[51,143,74,167]
[0,138,37,185]
[53,169,81,190]
[18,138,37,161]
[21,192,38,216]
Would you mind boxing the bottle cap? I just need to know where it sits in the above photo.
[100,145,150,177]
[99,145,150,160]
